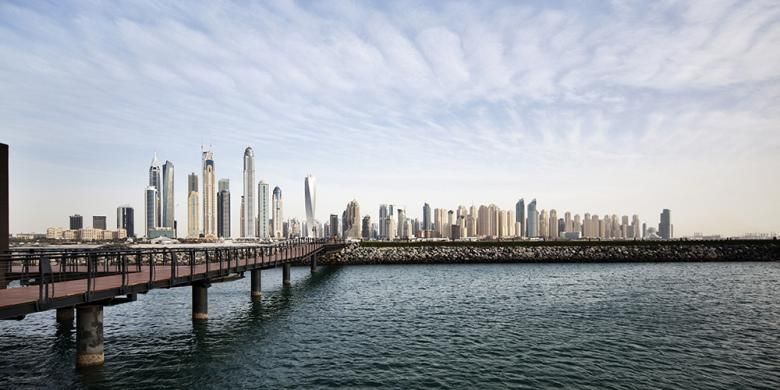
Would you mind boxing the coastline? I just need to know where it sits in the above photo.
[305,240,780,265]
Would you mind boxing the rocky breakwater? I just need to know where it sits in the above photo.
[320,241,780,265]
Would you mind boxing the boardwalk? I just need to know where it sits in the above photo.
[0,240,338,320]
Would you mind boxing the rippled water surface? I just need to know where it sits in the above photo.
[1,262,779,389]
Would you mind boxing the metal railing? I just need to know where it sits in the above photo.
[0,238,345,310]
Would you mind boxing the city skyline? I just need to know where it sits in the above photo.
[2,1,779,236]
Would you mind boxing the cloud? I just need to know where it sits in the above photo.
[0,0,778,236]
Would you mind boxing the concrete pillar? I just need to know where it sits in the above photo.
[192,282,209,320]
[250,269,261,301]
[76,305,104,368]
[310,254,317,273]
[56,307,74,325]
[282,263,291,287]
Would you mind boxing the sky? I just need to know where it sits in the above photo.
[1,0,779,237]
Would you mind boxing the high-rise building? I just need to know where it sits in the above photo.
[148,153,162,228]
[361,215,371,239]
[379,204,388,238]
[242,148,256,238]
[272,186,283,239]
[526,199,538,237]
[384,216,396,240]
[202,149,216,239]
[187,173,199,238]
[145,186,157,237]
[117,206,134,237]
[631,215,640,239]
[343,200,361,239]
[217,179,230,238]
[515,198,525,238]
[329,214,339,238]
[305,175,316,230]
[549,209,558,239]
[162,160,175,229]
[564,211,572,233]
[92,216,107,230]
[659,209,672,239]
[422,203,432,231]
[539,209,549,239]
[68,214,83,230]
[257,181,270,239]
[397,209,406,238]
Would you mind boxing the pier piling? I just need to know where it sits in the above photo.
[76,305,104,368]
[250,269,262,301]
[192,282,210,320]
[283,263,291,287]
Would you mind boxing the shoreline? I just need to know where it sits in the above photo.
[302,240,780,265]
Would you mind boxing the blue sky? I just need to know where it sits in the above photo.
[1,0,779,236]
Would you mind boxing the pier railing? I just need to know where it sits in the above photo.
[0,237,342,306]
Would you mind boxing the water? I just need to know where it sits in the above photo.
[1,262,779,389]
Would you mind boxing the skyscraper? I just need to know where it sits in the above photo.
[148,153,162,228]
[305,175,316,230]
[92,216,107,230]
[272,186,283,239]
[343,200,361,239]
[202,149,216,239]
[242,148,256,238]
[217,179,230,238]
[162,160,175,229]
[69,214,83,230]
[361,215,371,239]
[187,173,199,238]
[422,203,432,231]
[526,199,538,237]
[145,186,157,237]
[257,181,270,239]
[379,204,388,238]
[515,198,525,238]
[395,209,404,238]
[549,209,558,239]
[659,209,672,239]
[329,214,339,238]
[117,205,134,237]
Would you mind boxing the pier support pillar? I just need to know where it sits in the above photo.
[56,307,74,325]
[282,263,291,287]
[76,305,104,368]
[310,254,317,273]
[192,282,210,320]
[250,269,262,301]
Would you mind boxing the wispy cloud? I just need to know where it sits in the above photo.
[0,0,778,236]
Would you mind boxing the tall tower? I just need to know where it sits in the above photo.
[515,198,525,238]
[202,149,216,238]
[423,203,431,231]
[145,186,157,237]
[162,160,175,229]
[218,179,231,238]
[116,205,135,238]
[659,209,671,239]
[242,147,256,238]
[272,186,283,239]
[148,153,162,228]
[343,200,361,239]
[187,173,199,238]
[549,209,558,239]
[527,199,538,237]
[379,204,388,238]
[304,175,316,227]
[257,181,270,239]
